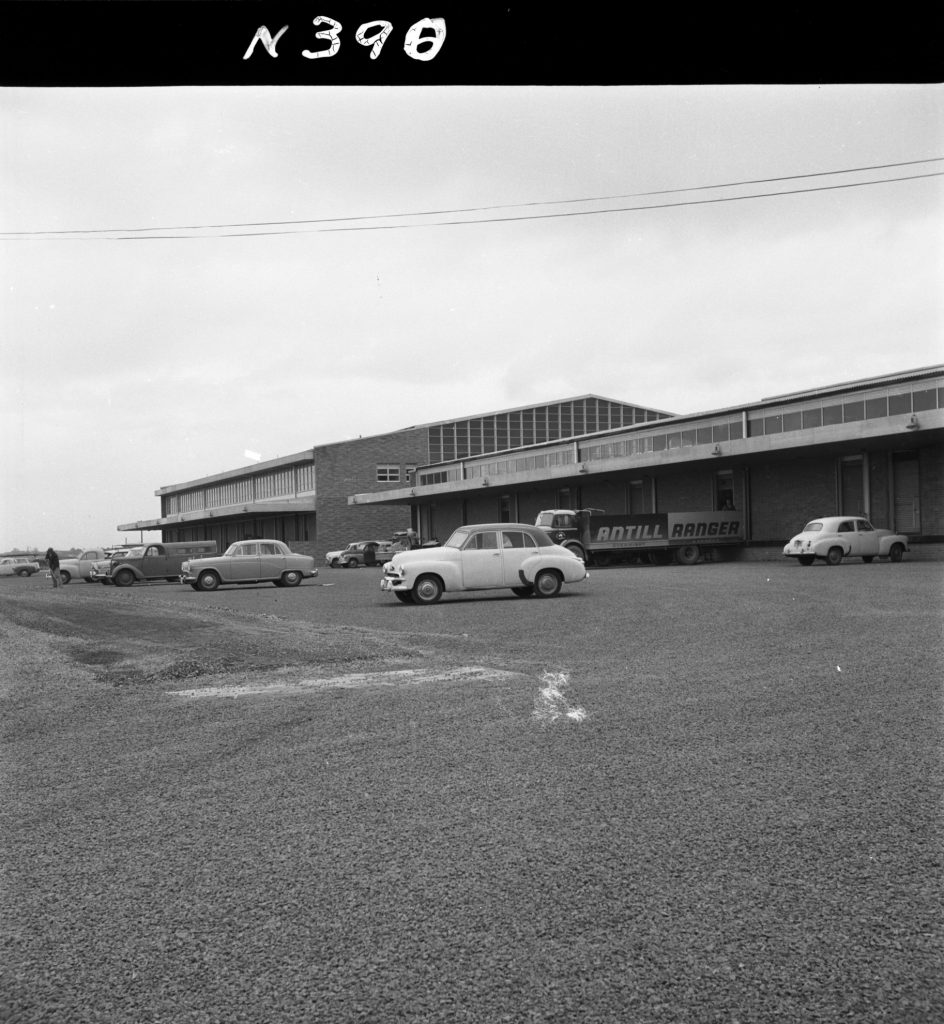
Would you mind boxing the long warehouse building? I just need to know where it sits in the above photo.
[119,365,944,561]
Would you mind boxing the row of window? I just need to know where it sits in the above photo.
[164,464,316,515]
[416,382,940,486]
[748,387,942,436]
[427,399,667,464]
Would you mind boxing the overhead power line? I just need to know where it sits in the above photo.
[3,158,942,241]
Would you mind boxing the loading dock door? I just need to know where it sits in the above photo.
[893,453,920,533]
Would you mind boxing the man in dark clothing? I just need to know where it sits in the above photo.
[45,548,61,588]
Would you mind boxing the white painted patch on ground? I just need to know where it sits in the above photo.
[168,665,522,699]
[532,671,587,726]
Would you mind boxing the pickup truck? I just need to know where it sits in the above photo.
[58,548,117,584]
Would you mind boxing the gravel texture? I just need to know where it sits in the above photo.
[1,564,942,1023]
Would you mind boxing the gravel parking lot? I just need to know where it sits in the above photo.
[2,562,942,1023]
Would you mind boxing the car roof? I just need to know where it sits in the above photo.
[454,523,542,531]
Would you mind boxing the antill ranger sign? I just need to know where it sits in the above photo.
[534,509,745,566]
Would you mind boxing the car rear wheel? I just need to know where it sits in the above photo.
[113,568,135,587]
[394,591,414,604]
[197,571,220,592]
[282,570,302,587]
[533,569,562,598]
[343,559,358,569]
[797,555,815,566]
[825,547,843,566]
[511,585,534,597]
[59,570,71,584]
[17,568,31,578]
[412,575,443,605]
[889,543,904,563]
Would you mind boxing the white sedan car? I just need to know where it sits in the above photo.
[380,522,589,604]
[783,516,909,566]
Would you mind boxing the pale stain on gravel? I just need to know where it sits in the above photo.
[168,664,524,698]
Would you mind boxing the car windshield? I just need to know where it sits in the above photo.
[444,529,470,549]
[123,547,146,557]
[801,521,824,532]
[223,543,241,556]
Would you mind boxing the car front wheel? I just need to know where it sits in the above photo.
[412,575,443,605]
[533,569,563,598]
[113,569,135,587]
[59,570,71,584]
[282,570,302,587]
[197,571,220,592]
[889,543,905,563]
[16,568,31,578]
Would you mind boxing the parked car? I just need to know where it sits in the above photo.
[101,541,218,587]
[338,540,401,568]
[181,539,318,591]
[380,523,589,604]
[59,548,119,584]
[0,557,41,577]
[783,516,910,566]
[89,548,137,583]
[325,545,349,568]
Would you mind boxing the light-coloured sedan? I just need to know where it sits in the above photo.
[380,523,589,604]
[181,540,318,591]
[0,557,40,577]
[783,516,909,566]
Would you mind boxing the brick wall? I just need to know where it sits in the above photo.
[654,471,715,512]
[314,428,428,556]
[749,456,836,543]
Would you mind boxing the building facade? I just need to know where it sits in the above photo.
[119,396,664,557]
[350,366,944,557]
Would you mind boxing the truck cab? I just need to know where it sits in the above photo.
[534,510,587,558]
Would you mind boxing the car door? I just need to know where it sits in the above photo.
[459,530,504,589]
[258,542,285,580]
[140,545,168,579]
[853,520,881,557]
[499,529,542,585]
[227,542,261,581]
[835,520,857,556]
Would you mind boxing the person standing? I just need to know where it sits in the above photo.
[45,547,61,588]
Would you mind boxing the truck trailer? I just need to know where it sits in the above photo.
[534,508,745,566]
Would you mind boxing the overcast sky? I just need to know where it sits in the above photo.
[1,85,942,550]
